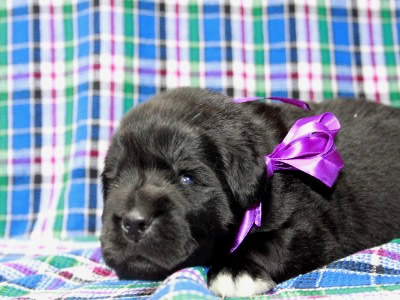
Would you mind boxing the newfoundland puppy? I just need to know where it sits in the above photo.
[100,87,400,297]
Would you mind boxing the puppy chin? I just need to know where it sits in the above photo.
[100,223,200,280]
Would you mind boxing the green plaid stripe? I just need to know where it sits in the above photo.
[189,2,201,87]
[381,1,400,102]
[253,1,267,98]
[317,4,334,100]
[123,0,135,113]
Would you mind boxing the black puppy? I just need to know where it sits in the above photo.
[100,87,400,297]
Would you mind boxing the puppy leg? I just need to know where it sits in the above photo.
[208,232,287,297]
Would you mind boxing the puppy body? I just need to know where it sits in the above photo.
[101,88,400,297]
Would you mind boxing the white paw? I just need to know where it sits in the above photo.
[208,271,276,297]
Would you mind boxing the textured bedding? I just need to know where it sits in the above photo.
[0,0,399,298]
[0,239,399,299]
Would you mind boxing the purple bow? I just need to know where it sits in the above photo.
[230,97,344,253]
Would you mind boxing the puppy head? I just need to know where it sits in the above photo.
[100,88,268,280]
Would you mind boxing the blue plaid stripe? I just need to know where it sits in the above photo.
[268,4,288,97]
[10,3,31,237]
[138,1,157,101]
[332,7,355,98]
[278,242,400,290]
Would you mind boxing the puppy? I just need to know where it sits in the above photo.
[100,87,400,297]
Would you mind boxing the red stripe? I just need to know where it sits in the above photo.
[41,3,57,232]
[41,2,57,233]
[5,150,102,165]
[240,1,248,97]
[367,0,381,103]
[175,2,181,84]
[305,1,314,101]
[109,0,116,136]
[362,248,400,261]
[27,68,399,83]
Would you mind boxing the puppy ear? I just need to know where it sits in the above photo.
[101,159,120,201]
[101,171,111,201]
[223,145,266,209]
[101,136,125,201]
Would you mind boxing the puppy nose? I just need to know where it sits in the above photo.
[121,211,152,242]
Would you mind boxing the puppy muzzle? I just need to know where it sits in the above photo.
[121,209,153,243]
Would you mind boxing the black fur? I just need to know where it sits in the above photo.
[100,87,400,291]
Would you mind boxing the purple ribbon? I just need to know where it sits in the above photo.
[233,96,311,111]
[230,97,344,253]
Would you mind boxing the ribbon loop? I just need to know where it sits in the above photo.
[266,113,343,187]
[266,112,344,187]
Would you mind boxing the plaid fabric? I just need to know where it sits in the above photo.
[0,239,398,299]
[1,0,399,298]
[0,0,400,238]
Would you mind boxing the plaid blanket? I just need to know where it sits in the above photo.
[1,0,400,298]
[0,239,399,299]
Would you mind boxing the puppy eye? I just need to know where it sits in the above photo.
[180,174,194,185]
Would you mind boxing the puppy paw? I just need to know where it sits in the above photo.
[208,269,276,297]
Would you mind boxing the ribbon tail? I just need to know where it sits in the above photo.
[232,96,311,111]
[230,202,262,253]
[268,96,311,111]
